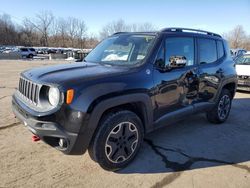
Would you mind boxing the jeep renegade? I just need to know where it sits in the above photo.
[12,28,237,171]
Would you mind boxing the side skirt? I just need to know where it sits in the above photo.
[150,102,215,132]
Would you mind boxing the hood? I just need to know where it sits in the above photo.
[22,62,129,86]
[236,64,250,76]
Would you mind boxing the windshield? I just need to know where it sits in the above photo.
[85,34,156,65]
[236,55,250,65]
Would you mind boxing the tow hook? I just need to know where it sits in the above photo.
[32,135,40,142]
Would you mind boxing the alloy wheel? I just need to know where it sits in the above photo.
[218,95,231,120]
[105,122,139,163]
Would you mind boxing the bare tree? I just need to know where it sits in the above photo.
[84,33,99,48]
[224,25,247,49]
[27,11,54,46]
[76,20,87,49]
[99,19,157,39]
[99,19,128,39]
[0,13,18,45]
[67,17,79,47]
[130,22,156,32]
[245,36,250,50]
[20,18,38,46]
[55,18,68,47]
[0,12,91,48]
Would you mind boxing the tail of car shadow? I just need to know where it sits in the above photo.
[118,97,250,174]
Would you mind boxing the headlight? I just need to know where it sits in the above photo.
[48,87,60,106]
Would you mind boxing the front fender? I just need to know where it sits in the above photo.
[71,93,153,155]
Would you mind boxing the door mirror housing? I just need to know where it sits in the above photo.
[155,55,187,72]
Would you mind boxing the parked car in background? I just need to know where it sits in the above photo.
[36,48,48,54]
[231,48,247,59]
[19,47,37,58]
[47,48,57,54]
[2,47,13,54]
[235,54,250,91]
[0,46,19,54]
[0,46,5,53]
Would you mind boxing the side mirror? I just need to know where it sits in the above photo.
[169,56,187,68]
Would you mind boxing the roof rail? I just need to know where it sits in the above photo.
[161,27,222,38]
[112,32,129,35]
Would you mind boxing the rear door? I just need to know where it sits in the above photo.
[20,48,28,56]
[153,35,199,120]
[197,38,225,102]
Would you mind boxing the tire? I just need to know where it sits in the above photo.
[206,89,232,124]
[28,54,33,58]
[88,110,144,171]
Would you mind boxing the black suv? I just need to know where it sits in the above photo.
[12,28,237,171]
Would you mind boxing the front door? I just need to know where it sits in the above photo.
[153,36,199,120]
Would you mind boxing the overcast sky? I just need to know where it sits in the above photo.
[0,0,249,35]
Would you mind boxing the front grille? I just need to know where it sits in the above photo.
[18,77,39,105]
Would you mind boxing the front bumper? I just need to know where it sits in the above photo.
[12,94,90,155]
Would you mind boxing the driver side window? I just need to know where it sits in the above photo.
[165,37,195,66]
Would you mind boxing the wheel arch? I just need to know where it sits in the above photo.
[97,101,148,133]
[73,93,154,155]
[222,82,237,98]
[88,93,154,134]
[215,78,237,102]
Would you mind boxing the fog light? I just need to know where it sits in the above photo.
[59,138,67,148]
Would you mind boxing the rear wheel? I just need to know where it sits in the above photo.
[206,89,232,124]
[28,54,33,58]
[88,110,144,171]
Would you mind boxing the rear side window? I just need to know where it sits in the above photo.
[217,40,224,59]
[198,39,217,64]
[29,48,35,52]
[20,48,28,52]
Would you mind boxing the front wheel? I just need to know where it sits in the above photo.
[88,110,144,171]
[206,89,232,124]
